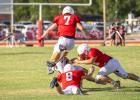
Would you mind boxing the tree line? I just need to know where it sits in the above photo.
[14,0,140,23]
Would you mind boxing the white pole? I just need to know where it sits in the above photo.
[0,2,92,6]
[11,0,14,33]
[103,0,106,45]
[39,4,42,20]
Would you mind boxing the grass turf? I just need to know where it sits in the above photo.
[0,46,140,100]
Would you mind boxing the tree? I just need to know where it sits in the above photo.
[13,0,140,22]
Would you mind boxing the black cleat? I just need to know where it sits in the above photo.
[113,80,121,89]
[46,61,56,74]
[46,61,56,68]
[47,67,54,74]
[50,77,59,88]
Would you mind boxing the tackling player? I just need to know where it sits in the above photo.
[38,6,89,74]
[73,44,140,88]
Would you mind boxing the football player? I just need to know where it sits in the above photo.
[39,6,89,74]
[73,44,140,88]
[50,64,95,95]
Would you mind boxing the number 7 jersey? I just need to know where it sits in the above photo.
[53,13,81,37]
[57,70,85,90]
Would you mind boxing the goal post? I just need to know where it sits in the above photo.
[0,0,93,47]
[0,0,92,6]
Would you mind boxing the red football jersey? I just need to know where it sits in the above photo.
[88,48,111,68]
[53,14,80,37]
[111,26,116,31]
[119,25,125,35]
[57,70,85,90]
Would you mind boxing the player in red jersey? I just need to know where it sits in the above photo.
[49,64,95,95]
[73,44,140,88]
[39,6,89,74]
[109,23,117,46]
[118,25,126,46]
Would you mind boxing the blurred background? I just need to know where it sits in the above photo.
[0,0,140,47]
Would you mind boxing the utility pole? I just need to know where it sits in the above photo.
[11,0,14,33]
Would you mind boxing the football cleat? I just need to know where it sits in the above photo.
[113,80,121,89]
[47,67,54,74]
[50,77,59,88]
[46,61,56,74]
[46,61,56,68]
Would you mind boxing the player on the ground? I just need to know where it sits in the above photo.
[49,64,95,95]
[49,56,95,86]
[72,44,140,88]
[38,6,89,74]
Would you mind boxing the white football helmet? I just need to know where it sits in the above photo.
[56,57,69,73]
[64,64,73,72]
[62,6,74,15]
[77,44,89,55]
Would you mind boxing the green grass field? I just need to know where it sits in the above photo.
[0,46,140,100]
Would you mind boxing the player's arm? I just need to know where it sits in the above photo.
[74,57,94,64]
[82,66,95,82]
[39,23,57,40]
[76,23,89,36]
[87,66,95,76]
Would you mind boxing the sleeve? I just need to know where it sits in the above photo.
[88,49,96,58]
[57,73,62,83]
[53,15,59,24]
[75,15,80,23]
[79,70,86,77]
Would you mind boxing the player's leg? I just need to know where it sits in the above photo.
[56,56,69,73]
[127,73,140,82]
[50,51,61,62]
[115,32,119,46]
[51,36,74,62]
[47,37,74,74]
[55,85,64,94]
[113,58,140,83]
[71,86,83,95]
[85,66,95,82]
[96,74,120,87]
[63,86,83,95]
[121,34,125,46]
[46,44,65,74]
[95,59,121,88]
[111,32,116,46]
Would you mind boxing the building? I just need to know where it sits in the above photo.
[0,0,12,25]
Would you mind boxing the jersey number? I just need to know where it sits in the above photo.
[66,72,73,81]
[64,16,71,25]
